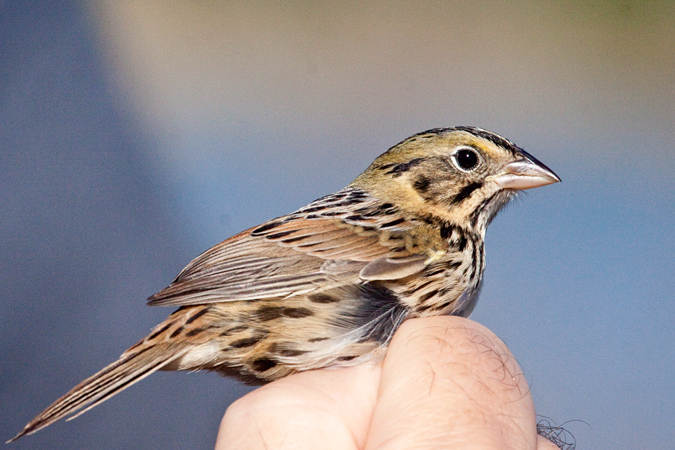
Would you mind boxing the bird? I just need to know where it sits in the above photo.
[9,126,559,442]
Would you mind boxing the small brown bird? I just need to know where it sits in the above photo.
[10,126,559,442]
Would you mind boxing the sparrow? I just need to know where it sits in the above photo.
[9,126,559,442]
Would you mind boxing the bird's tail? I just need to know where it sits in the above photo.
[8,342,190,443]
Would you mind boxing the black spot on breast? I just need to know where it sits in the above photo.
[282,307,314,318]
[470,198,488,227]
[456,234,468,252]
[413,176,431,194]
[251,221,284,236]
[450,182,483,205]
[440,223,452,240]
[230,336,263,349]
[441,224,469,252]
[251,358,278,372]
[309,293,340,303]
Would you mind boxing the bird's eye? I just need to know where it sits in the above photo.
[453,148,480,171]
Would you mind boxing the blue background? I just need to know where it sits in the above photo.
[2,1,674,449]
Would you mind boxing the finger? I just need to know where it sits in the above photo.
[216,362,381,450]
[365,316,537,450]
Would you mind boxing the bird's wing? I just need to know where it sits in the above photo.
[147,189,429,307]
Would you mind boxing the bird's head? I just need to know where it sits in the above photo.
[352,126,560,233]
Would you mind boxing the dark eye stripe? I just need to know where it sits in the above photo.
[450,182,483,205]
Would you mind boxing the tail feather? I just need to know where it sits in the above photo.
[8,344,189,443]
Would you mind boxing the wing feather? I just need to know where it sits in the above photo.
[147,190,427,307]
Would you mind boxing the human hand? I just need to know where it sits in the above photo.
[216,316,559,450]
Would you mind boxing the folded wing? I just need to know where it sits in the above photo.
[147,191,425,307]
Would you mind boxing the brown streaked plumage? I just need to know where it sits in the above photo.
[9,126,559,442]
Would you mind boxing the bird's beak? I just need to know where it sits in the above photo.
[490,151,561,190]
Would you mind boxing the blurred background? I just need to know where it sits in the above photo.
[1,1,674,448]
